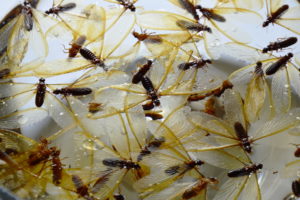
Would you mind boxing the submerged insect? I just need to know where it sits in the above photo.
[53,87,92,96]
[137,136,165,161]
[51,148,63,185]
[263,4,289,27]
[203,97,216,115]
[262,37,297,53]
[72,175,95,200]
[265,53,293,75]
[132,60,153,84]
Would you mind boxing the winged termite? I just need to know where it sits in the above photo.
[131,29,199,58]
[135,148,208,199]
[0,130,74,199]
[227,163,263,177]
[104,0,137,12]
[265,53,293,75]
[141,76,160,106]
[137,5,261,58]
[45,2,77,15]
[262,37,298,53]
[0,0,49,67]
[168,0,200,21]
[188,89,300,154]
[36,5,135,77]
[44,96,149,200]
[227,42,299,115]
[53,87,93,96]
[181,177,218,199]
[263,1,300,34]
[137,136,165,161]
[263,4,289,27]
[196,5,226,22]
[72,174,95,200]
[132,60,153,84]
[191,148,264,200]
[176,19,212,33]
[178,58,212,70]
[188,80,233,101]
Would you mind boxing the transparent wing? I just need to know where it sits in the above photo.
[252,108,300,140]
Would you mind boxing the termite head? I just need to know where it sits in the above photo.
[39,77,45,83]
[153,99,160,106]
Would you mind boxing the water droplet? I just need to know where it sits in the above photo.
[18,116,28,124]
[82,139,98,151]
[59,112,64,116]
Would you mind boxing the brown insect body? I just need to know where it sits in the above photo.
[28,139,52,166]
[79,48,105,68]
[51,148,62,185]
[188,80,233,101]
[35,78,46,107]
[196,5,226,22]
[0,5,23,29]
[114,194,125,200]
[234,122,252,153]
[45,3,76,15]
[254,62,263,76]
[164,160,204,175]
[117,0,136,12]
[0,68,10,79]
[227,163,263,177]
[141,76,160,106]
[265,53,293,75]
[137,137,165,161]
[262,37,298,53]
[132,31,162,43]
[203,97,215,115]
[176,20,212,33]
[53,87,92,96]
[292,180,300,197]
[102,159,141,169]
[132,60,153,84]
[145,112,163,120]
[68,35,86,58]
[263,4,289,27]
[142,101,155,110]
[88,102,102,113]
[182,178,218,199]
[72,175,94,200]
[178,59,212,70]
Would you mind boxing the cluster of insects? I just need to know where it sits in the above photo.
[0,0,300,199]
